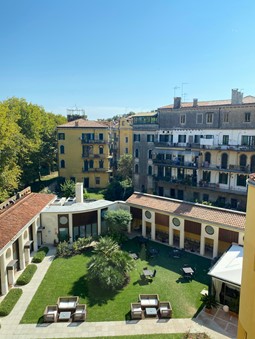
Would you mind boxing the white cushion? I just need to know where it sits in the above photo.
[133,307,142,312]
[160,307,168,311]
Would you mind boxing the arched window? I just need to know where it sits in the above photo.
[99,160,104,168]
[89,160,94,168]
[148,165,152,175]
[60,160,65,168]
[135,164,139,174]
[99,146,104,154]
[60,145,65,154]
[135,149,139,158]
[239,154,247,169]
[148,150,152,159]
[221,153,228,169]
[84,160,88,171]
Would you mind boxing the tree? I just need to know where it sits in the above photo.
[117,154,133,181]
[87,236,134,290]
[60,179,75,197]
[104,209,132,243]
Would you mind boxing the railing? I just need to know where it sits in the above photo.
[153,159,198,168]
[81,139,108,144]
[154,141,255,151]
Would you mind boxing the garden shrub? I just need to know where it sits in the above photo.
[72,236,93,253]
[32,246,49,263]
[16,264,37,285]
[0,288,22,316]
[56,241,71,257]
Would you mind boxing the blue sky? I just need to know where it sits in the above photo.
[1,0,255,119]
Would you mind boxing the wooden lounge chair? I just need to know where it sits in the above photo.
[73,304,87,321]
[159,301,172,318]
[131,302,142,319]
[44,305,58,322]
[57,296,79,312]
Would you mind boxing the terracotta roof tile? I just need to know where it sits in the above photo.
[0,193,56,251]
[126,193,246,230]
[58,119,108,128]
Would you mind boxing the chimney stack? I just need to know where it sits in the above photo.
[173,97,181,109]
[193,98,198,107]
[75,183,84,203]
[231,89,243,105]
[75,120,79,127]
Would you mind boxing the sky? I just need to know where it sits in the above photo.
[1,0,255,120]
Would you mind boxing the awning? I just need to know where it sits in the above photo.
[7,259,18,270]
[24,240,33,249]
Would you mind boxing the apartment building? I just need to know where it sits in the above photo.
[133,89,255,211]
[57,119,113,189]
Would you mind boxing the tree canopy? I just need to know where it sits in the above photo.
[104,209,132,243]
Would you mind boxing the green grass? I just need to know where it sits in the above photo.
[85,188,105,200]
[21,238,211,324]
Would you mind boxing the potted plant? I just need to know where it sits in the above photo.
[200,294,218,313]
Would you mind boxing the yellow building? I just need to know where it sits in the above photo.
[237,173,255,338]
[118,116,133,157]
[57,119,112,189]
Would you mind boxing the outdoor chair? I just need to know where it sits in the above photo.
[159,301,172,318]
[150,269,157,278]
[73,304,87,321]
[57,296,79,312]
[43,305,58,322]
[131,302,142,319]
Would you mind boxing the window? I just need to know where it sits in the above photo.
[133,134,140,142]
[89,160,94,168]
[95,177,100,185]
[205,225,214,235]
[222,135,229,145]
[244,112,251,122]
[147,134,154,142]
[125,148,128,154]
[241,135,255,146]
[145,210,151,219]
[125,136,128,143]
[148,165,152,175]
[193,192,200,201]
[60,160,65,168]
[135,149,139,158]
[239,154,247,168]
[221,153,228,169]
[203,171,211,182]
[99,160,104,169]
[148,150,152,159]
[99,146,104,154]
[135,164,139,174]
[196,114,203,124]
[219,172,228,184]
[178,135,186,143]
[203,194,209,202]
[206,112,213,124]
[60,145,65,154]
[237,174,247,187]
[99,133,104,140]
[172,217,180,226]
[58,133,65,140]
[180,114,186,124]
[194,135,200,143]
[223,112,229,123]
[205,152,211,164]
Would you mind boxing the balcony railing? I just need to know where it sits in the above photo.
[153,159,198,168]
[81,139,108,144]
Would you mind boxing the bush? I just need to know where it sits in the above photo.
[32,246,49,263]
[16,264,37,285]
[56,241,71,257]
[72,237,93,253]
[0,288,23,316]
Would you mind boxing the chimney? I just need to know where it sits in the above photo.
[193,98,198,107]
[231,89,243,105]
[173,97,181,109]
[75,182,84,203]
[75,120,79,127]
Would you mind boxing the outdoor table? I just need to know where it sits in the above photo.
[143,269,153,277]
[182,267,194,274]
[129,252,138,260]
[145,307,158,317]
[58,311,71,322]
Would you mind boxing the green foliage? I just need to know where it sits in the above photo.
[104,179,133,201]
[72,237,93,253]
[32,246,49,263]
[60,179,75,198]
[56,241,71,257]
[16,264,37,285]
[87,236,134,291]
[0,288,23,316]
[117,154,133,180]
[105,209,132,243]
[200,294,218,309]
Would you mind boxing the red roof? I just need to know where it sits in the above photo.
[0,193,55,251]
[126,193,246,230]
[58,119,108,128]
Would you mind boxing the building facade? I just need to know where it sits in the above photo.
[57,119,113,189]
[133,89,255,211]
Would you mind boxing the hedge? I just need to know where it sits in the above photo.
[0,288,23,316]
[32,246,49,263]
[16,264,37,286]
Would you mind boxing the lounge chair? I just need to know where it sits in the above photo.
[159,301,172,318]
[131,302,142,319]
[57,296,79,312]
[44,305,58,322]
[73,304,87,321]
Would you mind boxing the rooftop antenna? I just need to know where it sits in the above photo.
[173,86,180,97]
[181,83,189,102]
[66,105,86,116]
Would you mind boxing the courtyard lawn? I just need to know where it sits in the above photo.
[21,238,211,324]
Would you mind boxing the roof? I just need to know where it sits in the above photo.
[159,95,255,110]
[0,193,56,252]
[133,112,158,117]
[208,244,243,286]
[57,119,108,128]
[42,199,114,213]
[126,193,246,230]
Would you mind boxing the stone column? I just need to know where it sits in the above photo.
[68,213,73,243]
[151,212,156,241]
[212,228,219,258]
[97,209,102,235]
[32,219,38,252]
[18,234,25,270]
[0,252,8,295]
[200,236,205,256]
[179,225,185,249]
[169,220,173,246]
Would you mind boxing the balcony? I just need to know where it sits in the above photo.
[153,158,198,169]
[81,139,108,144]
[154,142,255,152]
[200,163,250,173]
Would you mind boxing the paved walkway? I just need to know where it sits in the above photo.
[0,246,236,339]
